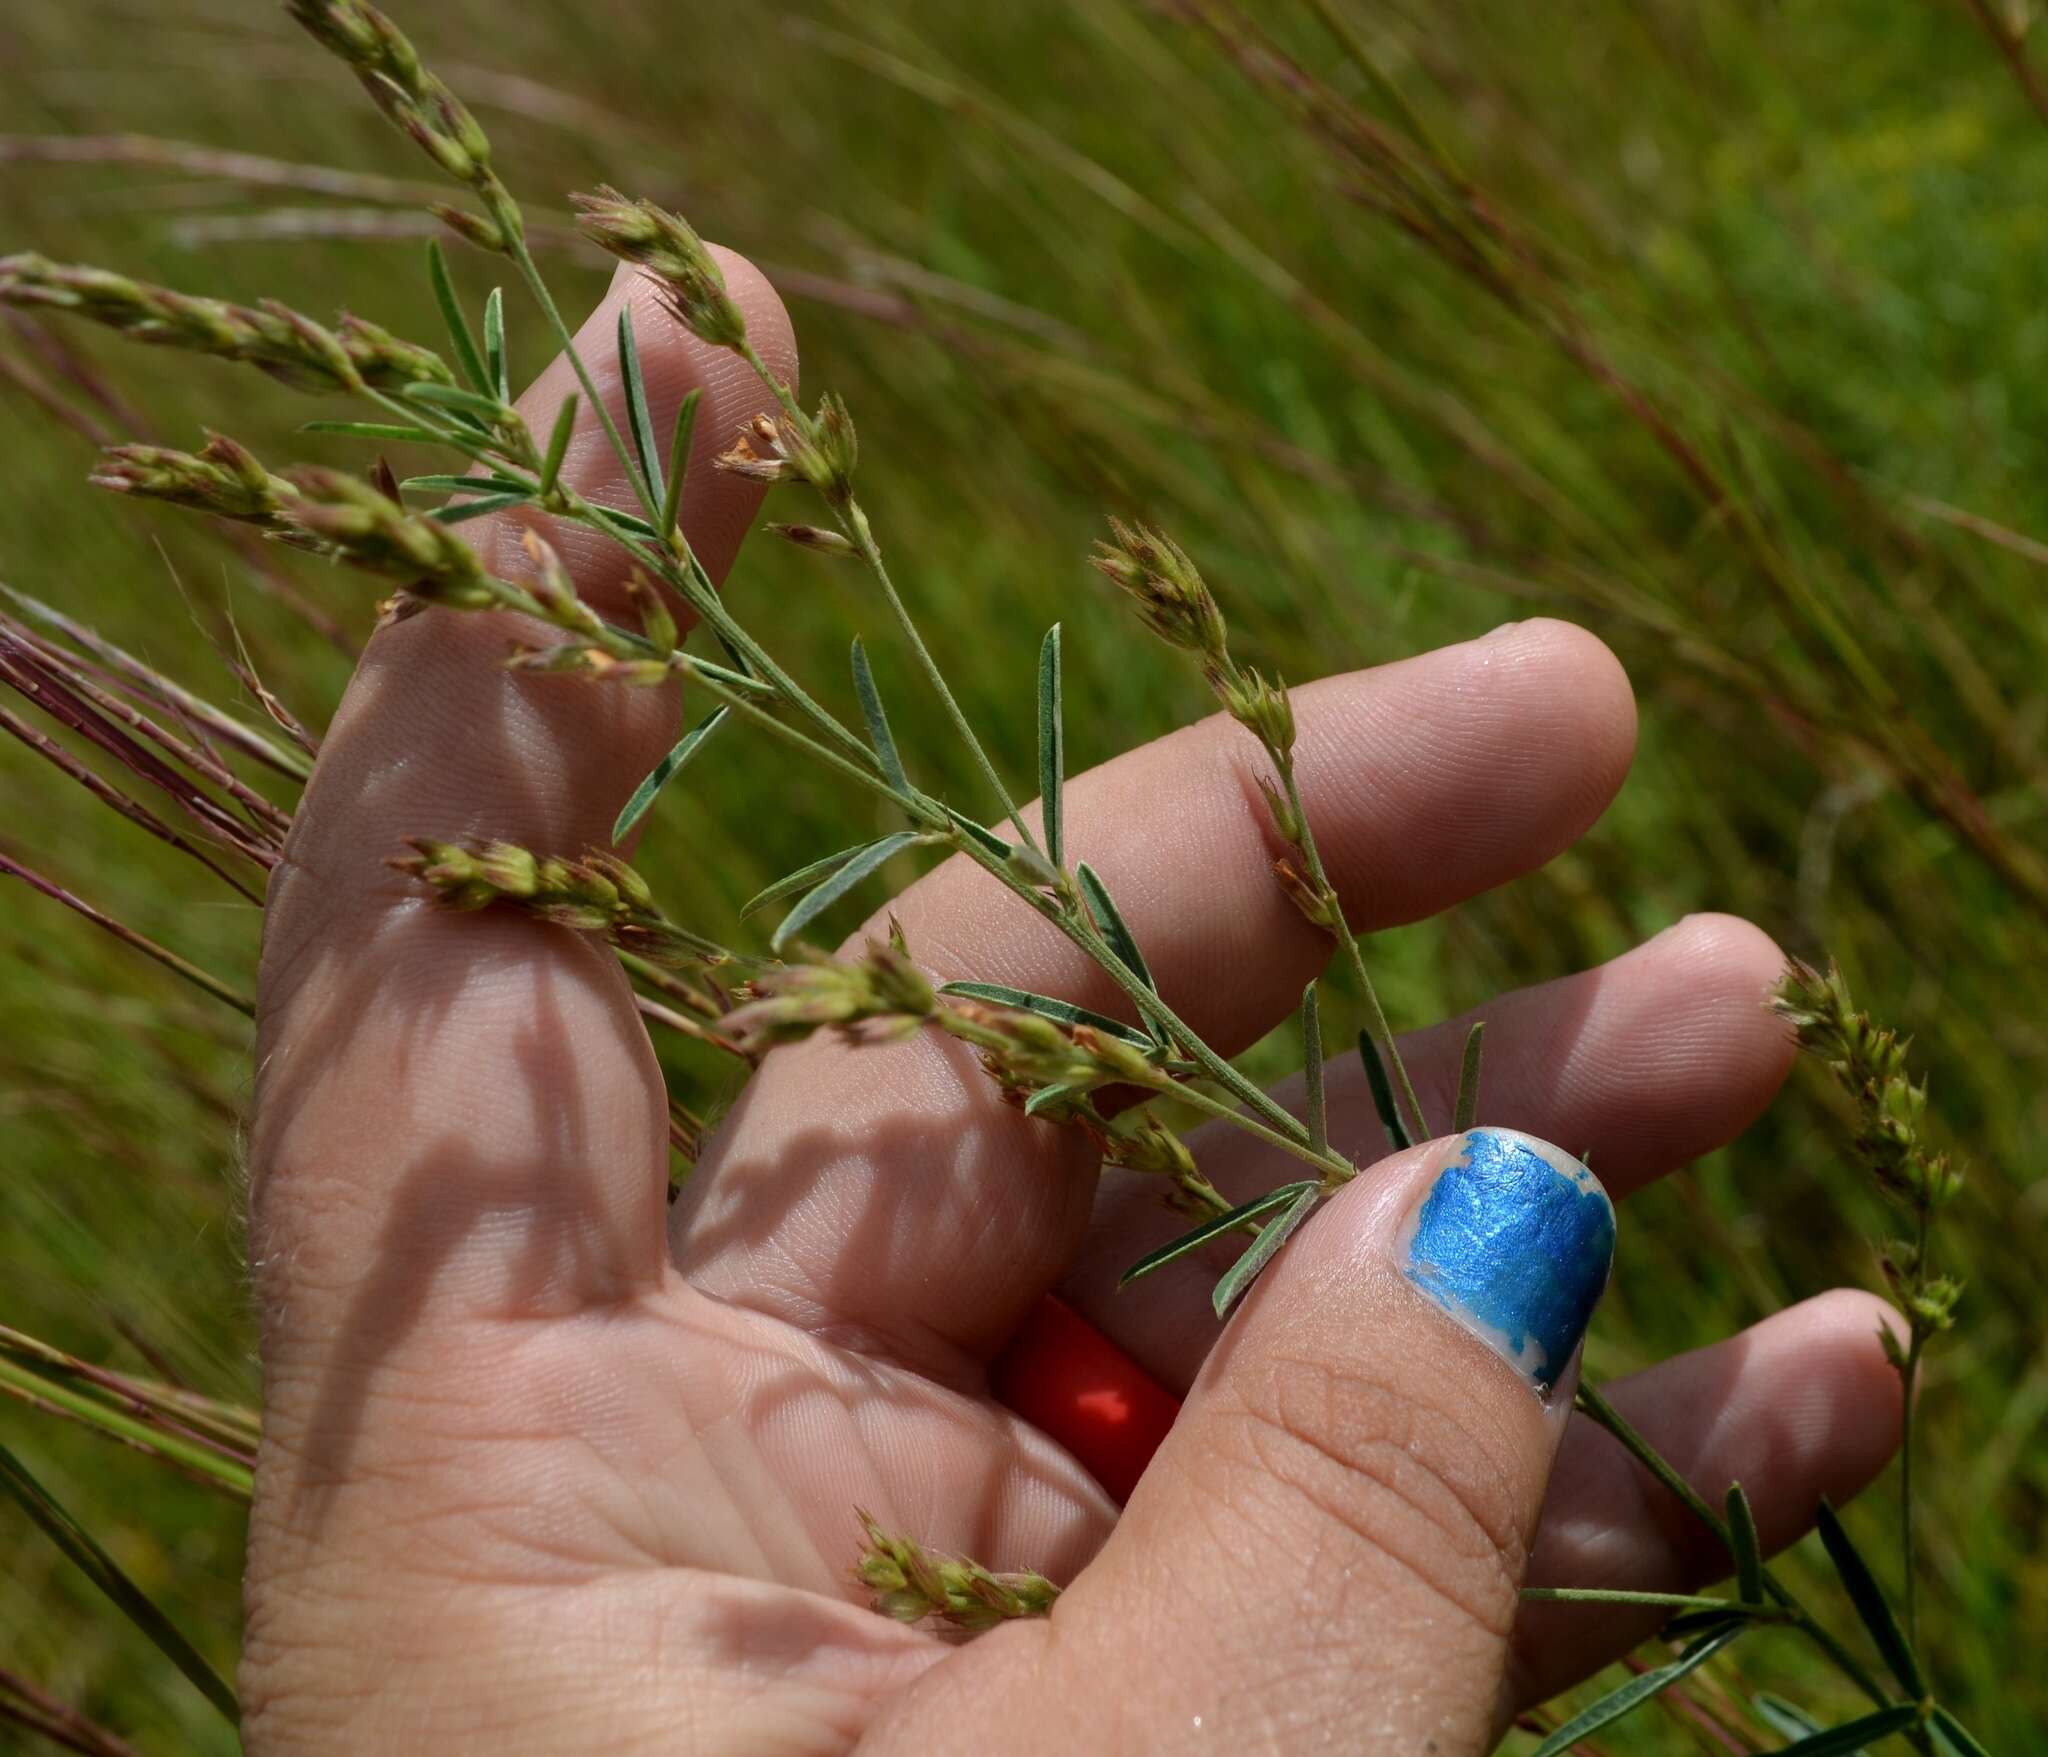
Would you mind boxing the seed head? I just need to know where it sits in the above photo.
[0,254,454,393]
[571,188,747,350]
[89,433,293,526]
[1091,519,1228,664]
[717,398,859,503]
[767,523,857,559]
[854,1513,1060,1632]
[284,467,496,607]
[1222,666,1295,756]
[723,942,936,1053]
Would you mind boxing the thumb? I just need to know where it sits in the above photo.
[950,1128,1613,1753]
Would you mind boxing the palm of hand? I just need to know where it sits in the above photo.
[241,262,1901,1754]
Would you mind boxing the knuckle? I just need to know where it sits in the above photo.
[1217,1348,1529,1639]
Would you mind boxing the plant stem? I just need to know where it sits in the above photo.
[1575,1382,1898,1716]
[1138,1071,1352,1184]
[1282,766,1429,1139]
[1519,1587,1790,1619]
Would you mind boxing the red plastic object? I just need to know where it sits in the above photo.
[990,1294,1183,1505]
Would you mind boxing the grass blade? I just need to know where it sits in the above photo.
[482,285,509,403]
[1358,1030,1413,1152]
[1119,1181,1314,1288]
[617,305,662,508]
[1212,1182,1321,1317]
[1772,1706,1922,1755]
[773,831,923,952]
[1529,1623,1745,1757]
[1726,1481,1764,1607]
[1301,981,1327,1155]
[938,980,1152,1048]
[1076,861,1154,992]
[0,1356,252,1499]
[659,387,701,542]
[0,1441,239,1727]
[425,238,490,394]
[1038,623,1064,870]
[1814,1498,1925,1699]
[1453,1020,1485,1132]
[613,706,728,843]
[851,638,909,791]
[1932,1705,1993,1757]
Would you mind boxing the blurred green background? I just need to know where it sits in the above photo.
[1,1,2041,1749]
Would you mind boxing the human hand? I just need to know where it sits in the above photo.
[242,256,1903,1753]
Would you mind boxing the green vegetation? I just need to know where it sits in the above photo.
[1,1,2041,1749]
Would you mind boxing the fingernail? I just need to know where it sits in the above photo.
[1397,1128,1615,1397]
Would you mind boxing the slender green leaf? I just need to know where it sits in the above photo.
[850,638,909,792]
[1660,1607,1753,1641]
[405,380,511,420]
[942,804,1013,862]
[1038,624,1064,871]
[1024,1081,1088,1117]
[1119,1182,1315,1289]
[483,286,509,403]
[1814,1498,1924,1699]
[426,239,491,394]
[678,654,774,695]
[539,392,578,499]
[1301,981,1327,1155]
[743,842,872,920]
[1932,1705,1993,1757]
[0,1356,251,1498]
[1529,1624,1745,1757]
[1773,1706,1922,1755]
[659,387,701,541]
[301,418,448,444]
[399,472,532,496]
[430,490,530,526]
[617,306,663,507]
[613,707,729,842]
[773,831,923,952]
[938,981,1152,1048]
[1752,1695,1833,1743]
[1077,862,1154,992]
[1726,1482,1764,1607]
[1358,1030,1413,1151]
[1453,1020,1485,1132]
[0,1441,239,1727]
[1213,1182,1321,1317]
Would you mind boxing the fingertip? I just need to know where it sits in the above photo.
[707,244,798,394]
[1485,617,1638,810]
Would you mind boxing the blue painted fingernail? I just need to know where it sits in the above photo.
[1399,1128,1615,1397]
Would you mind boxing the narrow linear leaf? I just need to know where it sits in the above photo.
[1301,981,1327,1156]
[301,419,447,444]
[743,841,876,920]
[1932,1705,1994,1757]
[1453,1020,1486,1132]
[1076,861,1155,992]
[1726,1482,1764,1607]
[1814,1498,1925,1699]
[659,387,701,541]
[0,1441,239,1727]
[1752,1695,1832,1743]
[405,380,511,420]
[539,392,579,499]
[1660,1607,1754,1641]
[773,831,923,952]
[425,239,491,394]
[851,638,909,792]
[399,472,532,496]
[613,706,729,843]
[938,981,1152,1049]
[482,285,509,403]
[617,306,663,507]
[942,804,1013,862]
[1212,1182,1321,1317]
[1024,1081,1088,1118]
[1772,1706,1922,1755]
[1358,1030,1413,1151]
[1038,623,1064,871]
[1119,1182,1315,1289]
[429,490,531,526]
[1529,1624,1745,1757]
[677,655,775,695]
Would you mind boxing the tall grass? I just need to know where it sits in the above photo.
[0,1,2041,1749]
